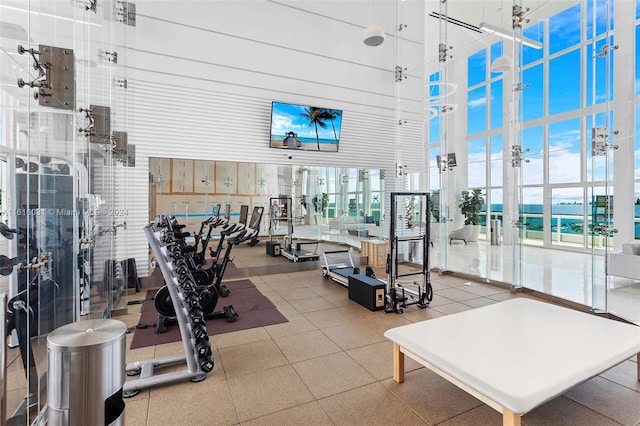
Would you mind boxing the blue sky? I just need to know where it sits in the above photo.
[271,102,342,141]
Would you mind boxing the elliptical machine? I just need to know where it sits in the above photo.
[153,206,264,332]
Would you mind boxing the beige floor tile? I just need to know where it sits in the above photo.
[275,286,320,301]
[437,404,502,425]
[228,364,314,422]
[563,376,640,425]
[241,401,334,426]
[265,313,317,338]
[383,369,483,424]
[212,326,271,349]
[457,282,508,297]
[436,287,482,302]
[274,329,341,362]
[524,395,621,426]
[302,305,368,329]
[401,306,446,323]
[218,339,288,378]
[598,359,640,392]
[124,396,149,425]
[307,282,346,297]
[147,372,238,426]
[287,295,336,313]
[462,297,501,309]
[431,302,475,315]
[292,351,376,399]
[320,292,351,307]
[322,320,387,351]
[270,299,299,316]
[319,382,427,424]
[347,340,423,381]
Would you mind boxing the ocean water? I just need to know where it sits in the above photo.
[485,204,640,236]
[271,135,338,145]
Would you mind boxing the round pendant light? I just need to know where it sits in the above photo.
[364,24,385,47]
[490,56,512,73]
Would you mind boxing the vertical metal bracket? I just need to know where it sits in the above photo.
[594,224,618,237]
[511,145,530,167]
[439,43,452,63]
[591,127,618,156]
[113,78,128,88]
[395,66,407,82]
[598,44,619,57]
[17,44,75,109]
[512,5,530,28]
[112,131,128,153]
[98,49,118,64]
[115,1,136,26]
[78,105,111,144]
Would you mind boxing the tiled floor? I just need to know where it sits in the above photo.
[4,243,640,425]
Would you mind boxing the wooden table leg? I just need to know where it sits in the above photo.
[503,408,521,426]
[393,343,405,383]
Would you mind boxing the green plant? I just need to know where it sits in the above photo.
[458,189,485,225]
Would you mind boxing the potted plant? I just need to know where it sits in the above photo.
[458,188,485,241]
[430,190,440,223]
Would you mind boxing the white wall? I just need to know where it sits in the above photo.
[126,0,426,275]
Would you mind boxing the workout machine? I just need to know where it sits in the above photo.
[269,197,319,262]
[123,218,215,397]
[2,222,58,424]
[153,206,264,333]
[321,249,356,287]
[385,192,433,313]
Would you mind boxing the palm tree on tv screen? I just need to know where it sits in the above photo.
[301,107,327,150]
[323,109,341,142]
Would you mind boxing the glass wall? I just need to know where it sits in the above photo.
[1,2,133,421]
[427,0,638,321]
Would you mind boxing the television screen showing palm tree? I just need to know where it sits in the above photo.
[270,101,343,152]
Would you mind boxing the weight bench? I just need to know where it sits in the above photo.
[384,298,640,426]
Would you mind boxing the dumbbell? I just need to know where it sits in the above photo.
[188,308,205,325]
[195,338,211,358]
[199,354,214,373]
[192,323,208,340]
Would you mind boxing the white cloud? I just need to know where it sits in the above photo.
[468,97,487,108]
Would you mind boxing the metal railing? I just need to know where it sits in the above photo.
[479,212,640,247]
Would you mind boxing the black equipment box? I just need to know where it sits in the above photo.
[348,274,385,311]
[266,241,281,257]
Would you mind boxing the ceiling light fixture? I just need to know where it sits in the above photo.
[491,55,513,73]
[479,22,542,50]
[364,24,385,47]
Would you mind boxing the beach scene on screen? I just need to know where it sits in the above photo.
[270,101,342,152]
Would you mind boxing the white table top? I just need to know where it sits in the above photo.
[384,298,640,414]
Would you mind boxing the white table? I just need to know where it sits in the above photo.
[384,298,640,426]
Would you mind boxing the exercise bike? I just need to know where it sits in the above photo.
[153,206,264,332]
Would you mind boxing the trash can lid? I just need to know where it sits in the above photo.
[47,319,127,352]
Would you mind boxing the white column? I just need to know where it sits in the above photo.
[612,0,636,249]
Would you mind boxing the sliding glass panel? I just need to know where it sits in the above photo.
[551,187,585,248]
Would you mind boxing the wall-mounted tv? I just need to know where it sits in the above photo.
[270,101,342,152]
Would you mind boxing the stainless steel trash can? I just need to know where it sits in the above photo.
[490,220,501,245]
[47,319,126,426]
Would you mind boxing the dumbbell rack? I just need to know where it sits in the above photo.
[122,221,214,397]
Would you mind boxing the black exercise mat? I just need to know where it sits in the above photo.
[130,279,288,349]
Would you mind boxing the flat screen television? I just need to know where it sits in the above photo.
[269,101,342,152]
